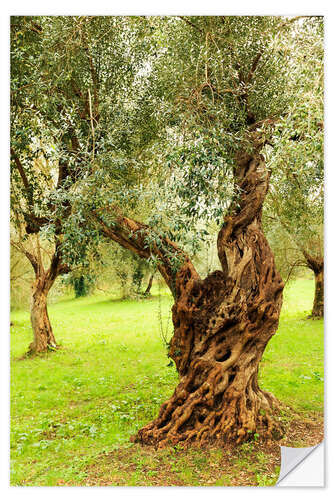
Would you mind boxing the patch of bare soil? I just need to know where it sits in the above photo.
[78,412,324,487]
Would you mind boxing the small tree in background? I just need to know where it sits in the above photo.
[67,273,96,298]
[265,19,323,317]
[10,16,156,353]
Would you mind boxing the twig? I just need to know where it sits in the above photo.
[88,88,95,161]
[178,16,204,34]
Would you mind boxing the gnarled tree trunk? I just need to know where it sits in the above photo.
[24,243,69,355]
[29,275,57,354]
[97,142,284,447]
[135,149,284,447]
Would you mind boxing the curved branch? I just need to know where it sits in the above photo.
[302,249,323,274]
[93,210,201,298]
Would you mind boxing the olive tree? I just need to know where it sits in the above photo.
[11,16,323,447]
[87,16,322,446]
[10,16,156,353]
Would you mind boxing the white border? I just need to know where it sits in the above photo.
[1,1,332,498]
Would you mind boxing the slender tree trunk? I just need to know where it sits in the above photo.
[133,148,284,447]
[25,244,68,356]
[144,273,154,296]
[28,275,57,354]
[311,268,324,318]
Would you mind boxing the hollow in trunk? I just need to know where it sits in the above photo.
[133,149,284,447]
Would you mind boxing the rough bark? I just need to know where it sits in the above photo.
[24,243,69,355]
[312,269,324,318]
[136,150,283,447]
[29,275,57,354]
[98,140,284,448]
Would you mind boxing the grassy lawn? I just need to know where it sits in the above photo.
[10,278,324,486]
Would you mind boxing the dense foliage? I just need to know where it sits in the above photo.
[10,16,323,272]
[10,15,324,340]
[266,19,323,236]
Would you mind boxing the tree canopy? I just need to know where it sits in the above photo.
[11,16,323,270]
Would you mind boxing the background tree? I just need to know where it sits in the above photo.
[88,243,156,299]
[262,220,308,283]
[264,19,324,317]
[10,151,71,354]
[11,17,78,353]
[66,271,96,298]
[10,16,158,353]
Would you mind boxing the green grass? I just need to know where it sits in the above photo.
[10,278,323,486]
[260,278,324,413]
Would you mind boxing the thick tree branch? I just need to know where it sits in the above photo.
[10,148,31,195]
[247,52,262,83]
[93,210,201,298]
[302,249,323,274]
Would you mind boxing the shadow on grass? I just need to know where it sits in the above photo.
[50,293,171,311]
